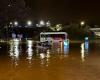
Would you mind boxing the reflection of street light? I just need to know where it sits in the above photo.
[27,21,32,26]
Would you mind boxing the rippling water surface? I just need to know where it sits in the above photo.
[0,40,100,80]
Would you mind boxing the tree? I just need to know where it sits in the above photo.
[0,0,32,23]
[50,24,63,31]
[0,0,33,38]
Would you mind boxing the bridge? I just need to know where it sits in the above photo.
[0,26,51,39]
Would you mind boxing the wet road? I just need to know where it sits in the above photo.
[0,40,100,80]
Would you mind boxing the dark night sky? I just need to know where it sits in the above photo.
[25,0,100,23]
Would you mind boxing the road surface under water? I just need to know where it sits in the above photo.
[0,40,100,80]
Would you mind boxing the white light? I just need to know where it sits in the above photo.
[36,24,39,27]
[81,21,85,26]
[27,40,33,46]
[81,43,85,62]
[14,21,18,26]
[46,50,50,58]
[46,21,51,26]
[9,39,20,59]
[26,40,33,64]
[40,20,45,25]
[27,21,32,26]
[40,53,46,59]
[8,4,11,7]
[10,22,13,25]
[13,39,20,42]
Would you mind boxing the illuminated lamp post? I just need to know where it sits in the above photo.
[81,21,85,26]
[39,20,45,27]
[27,21,32,26]
[14,21,18,26]
[80,21,85,29]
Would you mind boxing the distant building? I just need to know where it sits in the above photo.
[90,28,100,37]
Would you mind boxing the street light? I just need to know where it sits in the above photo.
[27,21,32,26]
[80,21,85,26]
[10,22,13,25]
[14,21,18,26]
[9,22,13,27]
[46,21,51,27]
[40,20,45,26]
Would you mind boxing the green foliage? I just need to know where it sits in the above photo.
[49,24,63,31]
[62,23,90,40]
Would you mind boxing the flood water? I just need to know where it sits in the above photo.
[0,39,100,80]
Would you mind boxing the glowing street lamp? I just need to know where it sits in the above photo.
[80,21,85,26]
[27,21,32,26]
[40,20,45,26]
[9,22,13,27]
[14,21,18,26]
[10,22,13,25]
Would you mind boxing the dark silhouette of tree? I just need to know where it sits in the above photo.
[0,0,32,24]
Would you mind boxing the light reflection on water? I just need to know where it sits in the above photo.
[2,39,100,80]
[38,49,51,66]
[64,44,69,55]
[52,41,69,55]
[9,39,20,66]
[81,43,85,62]
[9,40,69,60]
[8,39,90,66]
[26,40,33,64]
[80,40,89,62]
